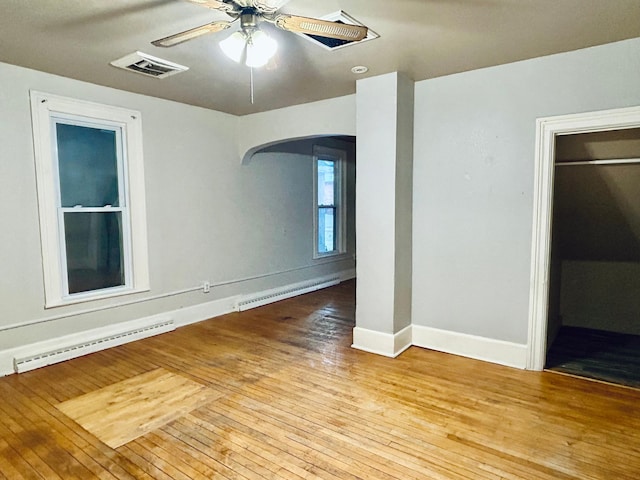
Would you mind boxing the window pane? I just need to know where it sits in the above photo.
[317,159,335,206]
[56,123,120,207]
[64,212,124,294]
[318,207,336,253]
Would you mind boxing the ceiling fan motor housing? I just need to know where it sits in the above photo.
[240,9,260,32]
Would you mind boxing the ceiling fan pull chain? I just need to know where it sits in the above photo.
[250,66,255,104]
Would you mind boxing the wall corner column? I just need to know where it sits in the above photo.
[353,72,414,357]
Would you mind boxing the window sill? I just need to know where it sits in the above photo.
[313,251,350,261]
[45,285,150,309]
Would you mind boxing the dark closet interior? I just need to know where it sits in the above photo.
[546,128,640,388]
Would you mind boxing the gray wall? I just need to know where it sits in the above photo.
[412,37,640,344]
[0,61,355,351]
[255,135,357,259]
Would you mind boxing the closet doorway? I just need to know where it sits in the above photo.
[545,128,640,387]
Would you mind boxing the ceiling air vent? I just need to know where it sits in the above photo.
[300,11,378,50]
[110,51,188,79]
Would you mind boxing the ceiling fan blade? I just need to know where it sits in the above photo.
[184,0,236,12]
[152,21,232,47]
[274,14,368,42]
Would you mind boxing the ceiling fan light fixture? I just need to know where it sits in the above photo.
[245,29,278,68]
[220,27,277,68]
[219,31,247,63]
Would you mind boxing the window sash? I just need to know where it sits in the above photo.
[317,205,337,253]
[52,118,133,299]
[317,159,336,207]
[57,206,132,298]
[52,118,126,209]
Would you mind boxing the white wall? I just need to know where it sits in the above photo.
[412,37,640,345]
[0,61,355,353]
[355,75,397,334]
[237,95,356,163]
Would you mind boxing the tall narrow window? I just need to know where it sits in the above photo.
[56,121,127,294]
[31,92,149,307]
[313,146,346,258]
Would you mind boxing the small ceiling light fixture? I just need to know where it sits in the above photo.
[351,65,369,74]
[220,10,277,68]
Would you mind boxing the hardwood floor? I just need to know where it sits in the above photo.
[1,280,640,479]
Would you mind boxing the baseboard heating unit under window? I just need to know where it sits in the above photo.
[235,276,341,312]
[13,319,175,373]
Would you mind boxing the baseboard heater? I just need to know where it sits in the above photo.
[13,319,175,373]
[235,276,341,312]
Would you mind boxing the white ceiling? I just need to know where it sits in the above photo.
[1,0,639,116]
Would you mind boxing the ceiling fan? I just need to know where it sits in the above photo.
[152,0,369,56]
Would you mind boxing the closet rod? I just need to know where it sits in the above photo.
[556,157,640,166]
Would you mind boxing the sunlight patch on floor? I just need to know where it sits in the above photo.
[57,368,221,448]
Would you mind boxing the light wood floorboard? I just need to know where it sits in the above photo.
[1,280,640,479]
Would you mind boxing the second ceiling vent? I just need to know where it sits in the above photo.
[110,51,189,79]
[300,11,378,50]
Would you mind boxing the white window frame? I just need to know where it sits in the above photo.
[313,145,347,259]
[30,91,150,308]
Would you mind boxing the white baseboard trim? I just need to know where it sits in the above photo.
[352,324,412,358]
[173,296,239,328]
[412,325,527,369]
[340,268,357,282]
[0,269,355,377]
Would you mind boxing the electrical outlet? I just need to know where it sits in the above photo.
[202,281,210,293]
